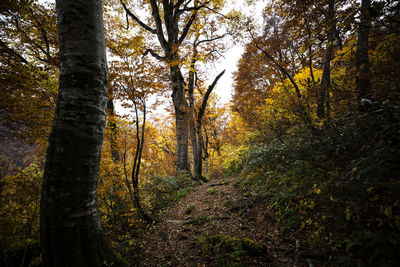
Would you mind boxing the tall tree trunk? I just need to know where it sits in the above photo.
[131,96,153,223]
[188,57,200,178]
[356,0,372,107]
[120,0,202,174]
[318,0,336,119]
[189,119,200,177]
[40,1,126,266]
[107,97,120,162]
[170,65,190,173]
[194,70,225,179]
[194,124,204,178]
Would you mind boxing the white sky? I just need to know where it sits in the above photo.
[210,0,265,104]
[38,0,266,117]
[115,0,266,119]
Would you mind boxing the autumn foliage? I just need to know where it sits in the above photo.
[1,0,399,266]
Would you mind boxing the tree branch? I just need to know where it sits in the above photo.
[0,39,29,64]
[142,48,166,61]
[195,34,226,47]
[150,0,169,51]
[120,0,157,34]
[178,12,197,45]
[197,69,225,123]
[248,29,302,100]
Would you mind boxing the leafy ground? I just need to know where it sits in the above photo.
[134,177,301,266]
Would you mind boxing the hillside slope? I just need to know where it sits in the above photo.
[136,177,298,266]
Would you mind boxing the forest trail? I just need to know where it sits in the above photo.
[136,177,295,266]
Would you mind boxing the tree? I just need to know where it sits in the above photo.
[318,0,337,118]
[355,0,372,107]
[0,0,58,142]
[186,23,226,179]
[189,67,225,180]
[40,1,126,266]
[120,0,227,174]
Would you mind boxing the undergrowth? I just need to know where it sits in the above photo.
[226,102,400,266]
[197,234,271,266]
[104,173,194,261]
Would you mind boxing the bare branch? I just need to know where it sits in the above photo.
[174,0,189,9]
[195,34,226,47]
[178,12,197,45]
[150,0,169,51]
[120,0,157,34]
[142,48,166,61]
[197,69,225,123]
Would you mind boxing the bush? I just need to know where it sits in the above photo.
[143,173,193,215]
[228,102,400,266]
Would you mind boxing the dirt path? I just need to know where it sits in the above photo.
[136,177,295,266]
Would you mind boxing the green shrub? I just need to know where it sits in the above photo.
[226,102,400,265]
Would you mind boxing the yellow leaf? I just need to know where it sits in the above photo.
[384,206,392,219]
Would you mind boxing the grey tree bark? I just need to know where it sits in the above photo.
[40,1,127,266]
[171,64,191,172]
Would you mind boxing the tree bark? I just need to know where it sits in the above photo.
[194,70,225,179]
[120,0,204,174]
[318,0,336,119]
[188,56,200,178]
[131,95,153,223]
[356,0,372,107]
[40,1,126,266]
[171,65,190,172]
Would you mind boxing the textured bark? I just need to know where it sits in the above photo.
[318,0,336,118]
[171,65,190,172]
[40,1,126,266]
[356,0,372,106]
[188,57,200,177]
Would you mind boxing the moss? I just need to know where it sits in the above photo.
[207,188,217,195]
[207,235,265,256]
[198,234,270,264]
[240,237,265,255]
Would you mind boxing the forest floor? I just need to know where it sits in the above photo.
[135,177,299,266]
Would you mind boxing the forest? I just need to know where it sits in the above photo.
[0,0,399,266]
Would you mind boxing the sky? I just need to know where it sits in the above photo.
[204,0,265,104]
[116,0,266,118]
[38,0,265,117]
